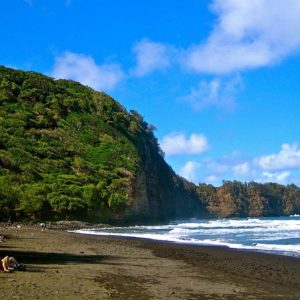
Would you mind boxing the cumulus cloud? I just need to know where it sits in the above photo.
[160,132,209,156]
[179,156,248,184]
[178,143,300,186]
[179,161,201,183]
[232,162,250,176]
[131,39,173,76]
[184,0,300,74]
[183,76,242,111]
[51,52,124,91]
[202,157,231,175]
[260,171,291,184]
[205,175,221,185]
[256,144,300,171]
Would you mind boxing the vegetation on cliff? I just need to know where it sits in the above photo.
[197,181,300,217]
[0,66,163,221]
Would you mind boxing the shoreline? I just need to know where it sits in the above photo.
[71,229,300,259]
[1,225,299,299]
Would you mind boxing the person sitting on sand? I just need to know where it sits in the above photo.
[1,256,19,272]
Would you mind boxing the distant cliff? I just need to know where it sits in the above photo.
[0,66,299,224]
[197,181,300,217]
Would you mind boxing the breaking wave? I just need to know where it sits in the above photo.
[73,216,300,257]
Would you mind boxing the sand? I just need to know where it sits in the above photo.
[0,224,299,299]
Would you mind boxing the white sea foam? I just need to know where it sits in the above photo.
[73,216,300,257]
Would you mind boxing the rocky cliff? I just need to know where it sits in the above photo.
[197,181,300,218]
[126,142,205,222]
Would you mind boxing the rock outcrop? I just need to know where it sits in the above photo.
[197,181,300,218]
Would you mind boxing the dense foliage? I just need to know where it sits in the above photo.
[0,66,160,221]
[197,181,300,217]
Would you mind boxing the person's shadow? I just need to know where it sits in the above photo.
[0,250,117,272]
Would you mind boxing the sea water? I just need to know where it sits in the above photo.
[74,215,300,257]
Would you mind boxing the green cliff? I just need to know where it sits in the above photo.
[0,66,202,223]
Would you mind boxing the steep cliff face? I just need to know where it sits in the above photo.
[124,136,205,222]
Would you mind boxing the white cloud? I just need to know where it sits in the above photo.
[202,157,231,175]
[131,39,172,76]
[205,175,221,185]
[160,132,209,156]
[179,161,201,183]
[51,52,124,91]
[179,157,252,185]
[178,143,300,186]
[260,171,291,184]
[183,76,242,111]
[184,0,300,74]
[256,144,300,171]
[232,162,250,176]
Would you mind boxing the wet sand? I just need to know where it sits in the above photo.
[0,224,299,299]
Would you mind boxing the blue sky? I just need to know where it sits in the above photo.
[1,0,300,186]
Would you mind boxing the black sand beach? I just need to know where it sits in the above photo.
[0,225,299,299]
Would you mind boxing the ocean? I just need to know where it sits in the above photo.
[74,215,300,258]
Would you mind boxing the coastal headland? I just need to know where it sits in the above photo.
[0,224,299,299]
